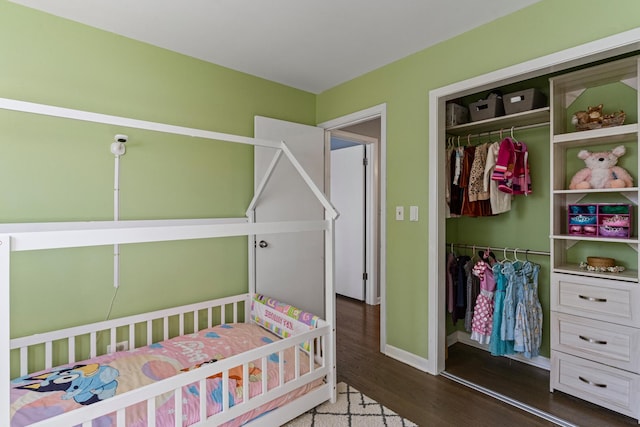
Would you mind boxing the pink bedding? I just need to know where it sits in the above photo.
[11,323,321,426]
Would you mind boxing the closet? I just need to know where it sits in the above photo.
[440,51,640,422]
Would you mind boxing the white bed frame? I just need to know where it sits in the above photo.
[0,98,338,426]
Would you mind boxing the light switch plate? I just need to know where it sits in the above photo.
[395,206,404,221]
[410,206,419,221]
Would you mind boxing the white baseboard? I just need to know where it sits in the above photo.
[448,330,551,371]
[383,344,430,372]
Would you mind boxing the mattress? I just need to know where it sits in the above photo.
[10,322,322,427]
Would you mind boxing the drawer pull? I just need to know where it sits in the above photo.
[579,335,607,345]
[578,294,607,303]
[579,376,607,388]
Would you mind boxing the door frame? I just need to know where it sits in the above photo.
[428,28,640,375]
[330,130,377,303]
[318,103,387,353]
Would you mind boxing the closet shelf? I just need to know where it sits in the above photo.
[552,123,638,147]
[445,107,549,136]
[551,234,639,244]
[553,187,639,195]
[553,264,639,282]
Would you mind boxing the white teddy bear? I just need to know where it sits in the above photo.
[568,145,634,189]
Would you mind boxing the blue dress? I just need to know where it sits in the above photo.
[489,263,514,356]
[500,261,520,342]
[513,262,543,358]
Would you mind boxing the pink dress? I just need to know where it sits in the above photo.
[470,260,496,344]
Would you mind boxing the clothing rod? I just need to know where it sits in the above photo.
[447,243,550,257]
[447,122,550,141]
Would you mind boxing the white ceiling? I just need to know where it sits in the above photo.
[11,0,542,94]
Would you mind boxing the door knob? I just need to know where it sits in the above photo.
[258,240,268,248]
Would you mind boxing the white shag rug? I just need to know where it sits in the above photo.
[283,382,418,426]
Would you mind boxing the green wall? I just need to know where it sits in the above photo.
[316,0,640,359]
[4,0,640,368]
[0,1,316,341]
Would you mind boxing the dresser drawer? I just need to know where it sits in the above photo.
[551,351,640,420]
[552,312,640,373]
[551,273,640,327]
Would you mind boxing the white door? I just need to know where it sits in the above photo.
[331,144,365,300]
[253,116,326,317]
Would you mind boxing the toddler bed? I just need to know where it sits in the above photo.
[9,293,331,427]
[0,97,339,426]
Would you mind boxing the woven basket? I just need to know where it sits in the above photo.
[575,111,625,131]
[587,256,616,268]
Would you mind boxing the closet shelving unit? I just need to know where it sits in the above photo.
[549,55,640,421]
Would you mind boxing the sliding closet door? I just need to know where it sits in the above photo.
[254,116,326,317]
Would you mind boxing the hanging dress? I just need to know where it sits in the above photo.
[470,260,496,344]
[446,251,456,315]
[464,257,480,333]
[527,263,544,358]
[513,262,543,358]
[489,262,514,356]
[500,261,520,342]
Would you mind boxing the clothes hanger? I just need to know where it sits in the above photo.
[510,126,519,143]
[503,246,512,263]
[513,248,520,263]
[471,245,478,262]
[479,247,497,265]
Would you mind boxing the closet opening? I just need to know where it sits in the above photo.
[429,29,640,426]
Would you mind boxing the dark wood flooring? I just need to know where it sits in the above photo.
[336,295,638,427]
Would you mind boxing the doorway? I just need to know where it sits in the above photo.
[319,103,387,353]
[330,131,376,302]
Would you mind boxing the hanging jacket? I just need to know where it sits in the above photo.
[491,137,532,195]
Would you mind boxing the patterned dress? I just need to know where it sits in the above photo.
[513,262,543,358]
[470,260,496,344]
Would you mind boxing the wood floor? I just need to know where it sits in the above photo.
[335,295,638,427]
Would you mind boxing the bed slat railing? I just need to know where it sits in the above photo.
[173,387,183,427]
[11,294,251,378]
[90,331,97,359]
[21,324,329,427]
[116,408,125,426]
[68,339,76,364]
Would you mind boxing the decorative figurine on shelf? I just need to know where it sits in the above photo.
[572,104,603,127]
[571,104,625,131]
[568,145,634,189]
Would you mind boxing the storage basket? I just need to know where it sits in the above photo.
[446,103,469,127]
[503,88,547,115]
[567,203,632,238]
[587,256,615,268]
[469,96,504,122]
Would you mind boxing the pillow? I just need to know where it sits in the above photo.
[251,294,320,351]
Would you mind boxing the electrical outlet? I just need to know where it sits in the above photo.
[107,341,129,353]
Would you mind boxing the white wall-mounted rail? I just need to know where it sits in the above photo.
[0,98,282,149]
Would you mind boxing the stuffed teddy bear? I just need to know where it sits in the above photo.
[569,145,634,189]
[571,104,603,127]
